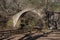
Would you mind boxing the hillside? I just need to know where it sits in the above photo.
[0,0,60,30]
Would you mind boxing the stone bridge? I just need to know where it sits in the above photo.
[9,8,45,29]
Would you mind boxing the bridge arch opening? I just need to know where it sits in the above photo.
[15,11,44,31]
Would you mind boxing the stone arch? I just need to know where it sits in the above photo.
[12,8,44,29]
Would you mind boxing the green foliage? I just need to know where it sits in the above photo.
[6,19,13,29]
[47,2,60,11]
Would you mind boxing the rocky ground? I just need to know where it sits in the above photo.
[2,30,60,40]
[37,30,60,40]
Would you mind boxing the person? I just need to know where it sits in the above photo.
[20,18,25,30]
[54,21,57,29]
